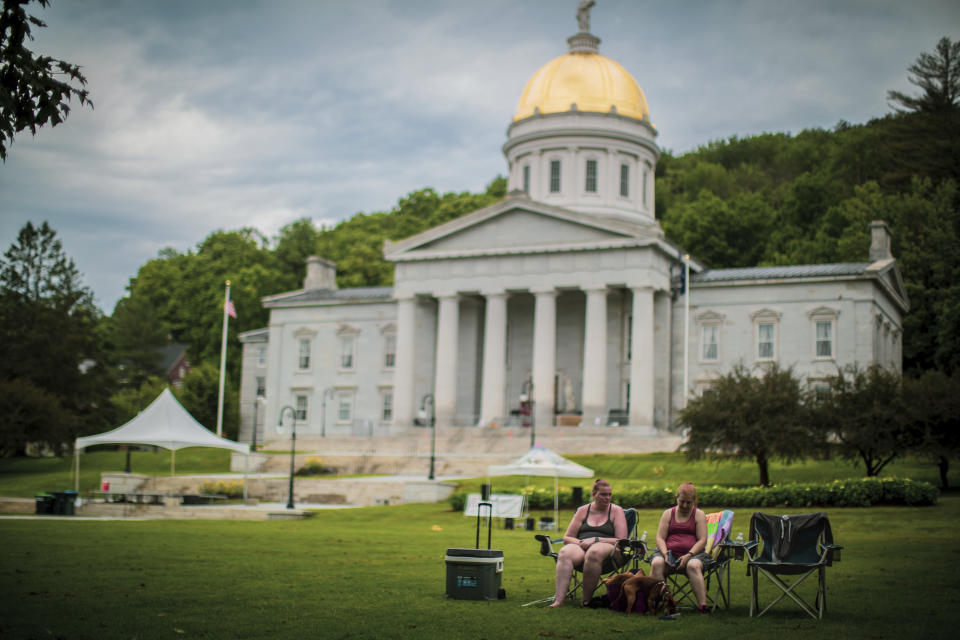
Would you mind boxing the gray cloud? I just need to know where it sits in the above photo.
[1,0,957,312]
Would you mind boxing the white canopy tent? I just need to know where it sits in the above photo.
[488,445,593,529]
[73,388,249,492]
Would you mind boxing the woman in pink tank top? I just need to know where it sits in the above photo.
[649,482,711,613]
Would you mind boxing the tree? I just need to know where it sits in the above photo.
[0,222,113,454]
[811,365,915,477]
[888,37,960,114]
[904,370,960,489]
[0,0,92,160]
[679,363,813,486]
[176,362,238,440]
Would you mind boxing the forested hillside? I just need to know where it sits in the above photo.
[3,40,957,449]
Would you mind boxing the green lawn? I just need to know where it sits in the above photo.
[0,448,233,497]
[1,449,954,499]
[1,497,958,639]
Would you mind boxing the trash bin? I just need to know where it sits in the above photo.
[61,490,78,515]
[52,491,78,515]
[34,493,54,514]
[445,548,504,600]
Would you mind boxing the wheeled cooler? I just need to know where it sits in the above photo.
[445,548,503,600]
[445,500,505,600]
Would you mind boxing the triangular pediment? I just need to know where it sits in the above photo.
[866,258,910,312]
[384,193,659,261]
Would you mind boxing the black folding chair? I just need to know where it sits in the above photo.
[746,512,843,619]
[523,507,643,606]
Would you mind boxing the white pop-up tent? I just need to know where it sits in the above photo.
[488,445,593,528]
[73,388,249,491]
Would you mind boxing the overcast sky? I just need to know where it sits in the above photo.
[1,0,957,313]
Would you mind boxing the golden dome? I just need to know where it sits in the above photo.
[513,52,651,123]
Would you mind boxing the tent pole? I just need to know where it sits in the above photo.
[171,449,175,476]
[74,447,79,493]
[243,454,248,504]
[554,474,559,530]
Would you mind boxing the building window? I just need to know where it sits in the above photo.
[295,394,308,421]
[624,313,633,362]
[382,391,393,422]
[297,338,311,370]
[549,160,561,193]
[383,334,396,370]
[701,324,719,362]
[523,165,530,194]
[815,320,833,358]
[642,168,649,207]
[255,376,266,398]
[336,391,354,423]
[585,159,597,193]
[620,163,629,197]
[257,346,267,367]
[757,323,776,360]
[340,336,354,370]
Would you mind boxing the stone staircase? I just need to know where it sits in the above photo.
[251,425,683,477]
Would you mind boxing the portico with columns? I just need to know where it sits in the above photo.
[383,194,679,431]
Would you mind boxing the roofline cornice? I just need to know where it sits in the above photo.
[503,123,661,159]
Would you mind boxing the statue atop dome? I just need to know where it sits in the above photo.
[576,0,595,33]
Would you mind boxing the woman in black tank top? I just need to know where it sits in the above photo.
[548,478,628,608]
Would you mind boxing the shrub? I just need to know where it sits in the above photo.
[295,456,336,476]
[446,477,938,511]
[199,480,244,498]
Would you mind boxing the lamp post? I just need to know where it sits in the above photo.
[278,405,297,509]
[521,378,534,447]
[418,394,436,480]
[320,388,334,438]
[252,396,266,452]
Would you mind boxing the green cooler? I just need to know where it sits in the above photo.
[445,548,504,600]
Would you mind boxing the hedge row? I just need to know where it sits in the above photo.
[447,477,938,511]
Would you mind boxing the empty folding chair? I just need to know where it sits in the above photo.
[747,512,843,619]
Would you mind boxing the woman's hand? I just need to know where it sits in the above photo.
[678,552,692,569]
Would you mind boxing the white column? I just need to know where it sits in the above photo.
[434,294,460,426]
[581,287,608,427]
[479,291,508,427]
[392,295,417,427]
[532,289,557,431]
[629,286,655,427]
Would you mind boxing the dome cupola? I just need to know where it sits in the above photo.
[503,1,661,226]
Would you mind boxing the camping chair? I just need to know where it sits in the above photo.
[652,509,736,611]
[522,507,642,607]
[746,512,842,619]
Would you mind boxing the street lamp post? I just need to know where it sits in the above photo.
[521,378,535,447]
[251,396,266,452]
[419,394,436,480]
[278,405,297,509]
[320,388,334,438]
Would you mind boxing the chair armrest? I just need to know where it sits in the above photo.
[534,534,559,559]
[822,542,842,564]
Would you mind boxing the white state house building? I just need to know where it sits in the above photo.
[237,11,908,443]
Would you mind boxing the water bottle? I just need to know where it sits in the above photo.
[640,530,647,543]
[736,531,744,543]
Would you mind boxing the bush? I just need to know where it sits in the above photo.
[446,477,938,511]
[295,456,337,476]
[199,479,244,498]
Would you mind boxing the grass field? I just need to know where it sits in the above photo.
[1,498,958,639]
[2,451,958,639]
[1,448,954,498]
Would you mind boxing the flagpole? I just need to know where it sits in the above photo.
[217,280,231,437]
[682,255,690,409]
